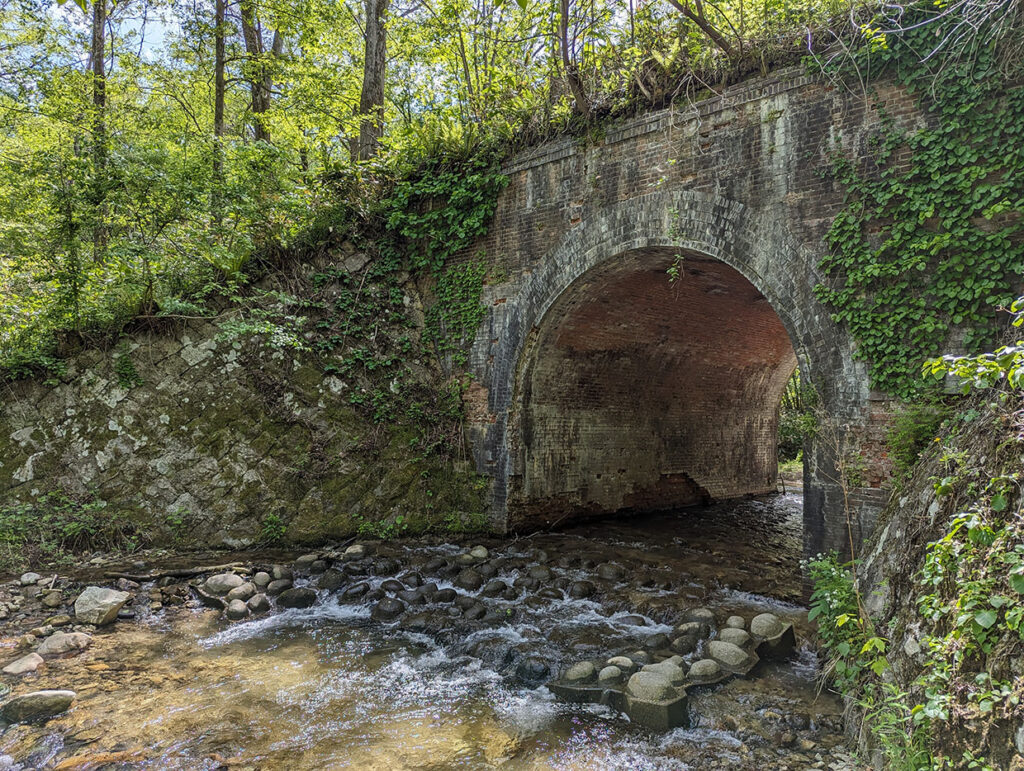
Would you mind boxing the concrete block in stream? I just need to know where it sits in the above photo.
[549,671,690,731]
[750,613,797,660]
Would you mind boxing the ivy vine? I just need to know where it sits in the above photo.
[815,7,1024,398]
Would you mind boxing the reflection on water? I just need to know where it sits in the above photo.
[0,494,856,770]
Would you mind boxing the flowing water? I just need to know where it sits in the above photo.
[0,493,858,770]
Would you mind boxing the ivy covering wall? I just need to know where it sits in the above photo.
[815,6,1024,398]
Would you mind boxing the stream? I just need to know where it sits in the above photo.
[0,493,858,770]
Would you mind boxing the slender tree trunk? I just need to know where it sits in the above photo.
[212,0,226,220]
[240,0,279,142]
[558,0,590,118]
[90,0,107,263]
[354,0,388,161]
[665,0,737,59]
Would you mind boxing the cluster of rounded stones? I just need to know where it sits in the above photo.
[549,609,796,731]
[190,547,370,620]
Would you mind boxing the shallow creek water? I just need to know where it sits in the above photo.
[1,493,858,770]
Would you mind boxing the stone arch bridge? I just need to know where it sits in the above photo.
[461,69,914,558]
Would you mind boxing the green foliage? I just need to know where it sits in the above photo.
[424,259,489,368]
[113,343,143,389]
[925,296,1024,392]
[815,7,1024,398]
[777,369,817,461]
[807,553,934,768]
[379,153,507,276]
[258,513,287,544]
[0,491,141,572]
[887,399,951,480]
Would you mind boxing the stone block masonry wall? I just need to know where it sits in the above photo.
[463,67,924,556]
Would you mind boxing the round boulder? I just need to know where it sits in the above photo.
[750,612,786,639]
[725,615,746,629]
[226,583,256,603]
[247,594,271,614]
[708,640,752,670]
[204,573,245,596]
[266,579,293,597]
[688,659,721,679]
[455,569,484,591]
[226,600,249,620]
[1,690,75,723]
[565,661,596,683]
[598,665,623,685]
[74,586,130,626]
[625,671,675,701]
[568,581,595,599]
[317,570,345,591]
[371,597,405,621]
[642,660,687,686]
[606,656,638,674]
[719,628,751,647]
[276,587,317,609]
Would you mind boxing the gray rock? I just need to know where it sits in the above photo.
[1,690,75,723]
[528,565,553,581]
[598,665,623,685]
[203,573,245,596]
[597,563,624,581]
[344,543,368,559]
[2,653,43,675]
[19,572,40,586]
[73,586,130,626]
[642,660,687,686]
[569,581,596,599]
[605,656,638,673]
[40,591,63,609]
[515,657,550,683]
[750,612,785,638]
[294,553,319,569]
[36,632,92,656]
[252,571,271,589]
[371,597,405,621]
[708,640,750,669]
[266,579,292,596]
[469,545,489,560]
[719,628,752,647]
[670,635,697,655]
[317,569,345,591]
[481,579,507,597]
[247,594,271,614]
[644,633,671,651]
[455,568,483,591]
[674,621,708,638]
[688,659,721,678]
[626,671,675,701]
[682,607,715,625]
[725,615,746,629]
[226,582,256,603]
[276,587,317,609]
[565,661,596,683]
[226,599,249,620]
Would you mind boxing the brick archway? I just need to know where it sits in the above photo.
[466,189,876,557]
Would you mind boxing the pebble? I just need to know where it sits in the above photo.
[19,573,41,587]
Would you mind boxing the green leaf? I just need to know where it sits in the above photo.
[974,609,998,629]
[1008,573,1024,594]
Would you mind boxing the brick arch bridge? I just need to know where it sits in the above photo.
[462,69,906,557]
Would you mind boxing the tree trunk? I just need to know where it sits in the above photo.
[212,0,226,219]
[240,0,279,142]
[90,0,107,263]
[354,0,388,161]
[558,0,590,118]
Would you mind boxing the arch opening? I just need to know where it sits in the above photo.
[507,247,798,530]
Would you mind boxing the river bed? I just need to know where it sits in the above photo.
[0,493,858,769]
